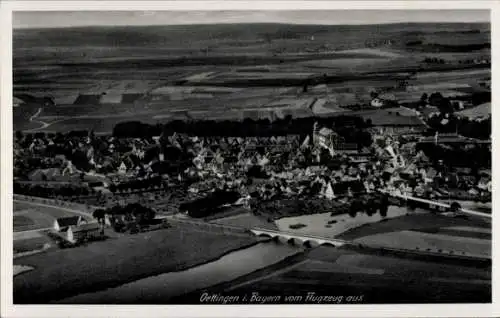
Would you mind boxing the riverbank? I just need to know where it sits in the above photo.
[14,226,257,304]
[55,242,301,304]
[170,243,309,303]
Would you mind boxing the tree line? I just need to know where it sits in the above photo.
[250,193,390,221]
[179,190,241,218]
[13,182,93,198]
[93,203,157,233]
[113,115,371,139]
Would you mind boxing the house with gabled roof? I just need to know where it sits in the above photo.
[66,222,101,244]
[54,216,85,232]
[116,161,127,174]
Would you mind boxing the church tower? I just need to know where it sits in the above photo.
[312,121,319,145]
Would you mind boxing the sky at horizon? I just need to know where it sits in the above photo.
[14,10,490,29]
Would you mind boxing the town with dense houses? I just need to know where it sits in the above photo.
[13,98,491,228]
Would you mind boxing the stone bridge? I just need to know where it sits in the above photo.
[250,228,347,248]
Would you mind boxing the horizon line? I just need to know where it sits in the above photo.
[13,20,491,31]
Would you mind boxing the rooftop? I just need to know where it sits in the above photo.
[56,216,81,227]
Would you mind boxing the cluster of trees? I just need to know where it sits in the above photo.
[364,39,393,48]
[250,193,390,221]
[113,121,163,138]
[425,92,455,113]
[416,142,490,168]
[94,203,157,233]
[458,58,490,65]
[418,91,490,140]
[250,198,350,221]
[109,176,165,193]
[406,40,423,47]
[13,182,93,198]
[410,90,490,114]
[179,190,240,218]
[453,91,490,107]
[246,166,270,179]
[426,114,491,140]
[113,115,371,141]
[423,57,446,64]
[348,194,390,218]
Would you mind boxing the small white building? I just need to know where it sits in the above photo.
[324,182,336,200]
[66,223,101,244]
[118,161,127,174]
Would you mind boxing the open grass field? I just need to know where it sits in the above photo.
[13,226,257,304]
[326,107,425,126]
[221,246,490,303]
[13,22,490,132]
[353,230,490,258]
[457,102,491,118]
[209,212,280,230]
[338,213,490,240]
[337,213,491,258]
[13,234,52,254]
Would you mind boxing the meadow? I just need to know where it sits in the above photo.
[13,226,257,304]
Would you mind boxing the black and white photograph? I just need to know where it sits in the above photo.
[1,2,496,316]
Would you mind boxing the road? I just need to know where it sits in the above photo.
[26,108,51,132]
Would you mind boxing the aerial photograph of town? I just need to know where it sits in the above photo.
[11,9,491,305]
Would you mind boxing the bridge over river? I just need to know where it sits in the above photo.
[381,190,491,219]
[249,227,490,262]
[250,228,348,248]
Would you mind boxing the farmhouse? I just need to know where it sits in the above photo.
[53,216,85,232]
[66,223,101,244]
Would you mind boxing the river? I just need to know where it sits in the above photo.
[55,241,301,304]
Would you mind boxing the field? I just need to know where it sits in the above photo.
[217,246,491,304]
[338,213,491,258]
[457,102,491,118]
[209,211,280,230]
[13,234,52,254]
[274,206,425,238]
[13,22,490,132]
[13,226,257,304]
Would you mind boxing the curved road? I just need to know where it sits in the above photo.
[26,108,50,132]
